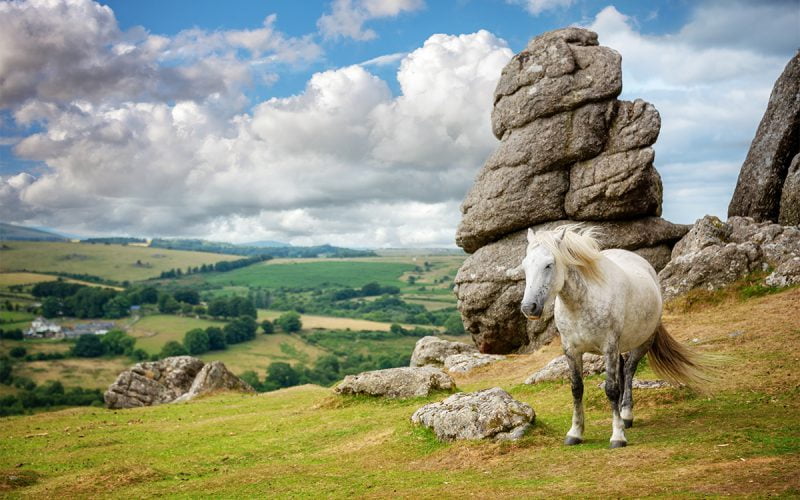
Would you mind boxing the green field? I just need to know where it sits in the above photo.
[199,334,327,374]
[13,357,132,389]
[0,241,238,282]
[129,315,229,354]
[1,288,798,497]
[205,260,416,289]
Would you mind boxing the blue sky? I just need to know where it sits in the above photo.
[0,0,798,246]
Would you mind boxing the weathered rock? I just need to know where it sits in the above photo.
[334,366,455,398]
[565,148,663,220]
[455,219,689,353]
[105,356,206,409]
[173,361,254,403]
[443,352,506,373]
[492,28,621,138]
[659,215,800,300]
[410,336,478,367]
[779,153,800,225]
[411,387,535,441]
[524,353,605,384]
[457,170,568,253]
[728,53,800,222]
[605,99,661,154]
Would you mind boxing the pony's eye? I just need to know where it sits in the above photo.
[545,263,553,270]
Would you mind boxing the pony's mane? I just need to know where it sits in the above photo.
[533,224,604,282]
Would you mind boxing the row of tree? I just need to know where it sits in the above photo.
[157,255,272,279]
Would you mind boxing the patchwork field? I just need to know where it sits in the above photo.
[205,260,417,289]
[1,288,797,497]
[13,357,131,390]
[128,315,229,354]
[199,334,327,374]
[257,310,437,332]
[0,272,123,290]
[0,241,238,282]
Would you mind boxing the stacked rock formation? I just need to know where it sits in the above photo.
[728,52,800,226]
[454,28,689,354]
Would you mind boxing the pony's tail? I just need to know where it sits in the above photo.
[648,323,717,392]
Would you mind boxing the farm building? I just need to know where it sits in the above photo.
[63,321,116,338]
[25,317,63,338]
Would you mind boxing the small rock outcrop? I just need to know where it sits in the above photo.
[454,27,689,354]
[105,356,253,409]
[411,387,535,441]
[524,353,605,385]
[443,353,506,373]
[173,361,255,403]
[728,53,800,224]
[334,366,455,398]
[409,336,478,367]
[659,215,800,300]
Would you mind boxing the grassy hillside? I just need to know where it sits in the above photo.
[1,288,798,497]
[0,241,238,282]
[0,223,66,242]
[205,260,416,289]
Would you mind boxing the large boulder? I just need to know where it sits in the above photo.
[104,356,252,409]
[728,53,800,223]
[659,215,800,301]
[334,366,455,398]
[410,336,478,367]
[411,387,535,441]
[524,353,605,384]
[491,28,621,138]
[454,27,687,354]
[455,219,689,353]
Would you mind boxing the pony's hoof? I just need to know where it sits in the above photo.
[564,436,583,446]
[610,440,627,449]
[623,418,633,429]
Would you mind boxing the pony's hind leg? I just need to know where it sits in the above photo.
[620,337,655,429]
[564,349,585,445]
[604,346,627,448]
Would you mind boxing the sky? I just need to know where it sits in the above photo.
[0,0,798,247]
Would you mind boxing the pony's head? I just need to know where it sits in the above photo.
[519,225,603,320]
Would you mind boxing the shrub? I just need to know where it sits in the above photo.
[160,341,188,358]
[184,328,210,355]
[261,319,275,334]
[72,335,106,357]
[275,311,302,333]
[205,327,227,351]
[9,346,27,358]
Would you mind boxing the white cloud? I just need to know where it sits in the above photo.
[584,5,795,224]
[360,52,408,66]
[507,0,574,16]
[317,0,424,41]
[4,30,511,246]
[0,0,320,109]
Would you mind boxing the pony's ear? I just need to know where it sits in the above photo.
[556,227,567,243]
[527,228,536,243]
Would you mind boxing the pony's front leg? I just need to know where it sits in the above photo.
[564,349,584,445]
[604,346,627,448]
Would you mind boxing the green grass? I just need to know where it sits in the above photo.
[1,283,798,497]
[199,334,326,374]
[0,241,238,282]
[0,338,71,357]
[205,260,416,289]
[129,315,229,354]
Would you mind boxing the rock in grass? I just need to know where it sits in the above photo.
[411,387,535,441]
[334,366,455,398]
[105,356,253,409]
[443,353,506,373]
[409,336,478,367]
[174,361,255,403]
[524,353,605,384]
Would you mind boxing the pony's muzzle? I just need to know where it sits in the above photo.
[521,302,542,320]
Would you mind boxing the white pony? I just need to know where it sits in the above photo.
[518,225,708,448]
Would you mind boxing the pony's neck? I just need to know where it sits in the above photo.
[557,265,591,310]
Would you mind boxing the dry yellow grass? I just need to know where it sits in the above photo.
[258,310,442,332]
[14,358,131,389]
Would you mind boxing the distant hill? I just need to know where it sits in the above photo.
[0,222,68,242]
[239,240,291,248]
[150,238,377,258]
